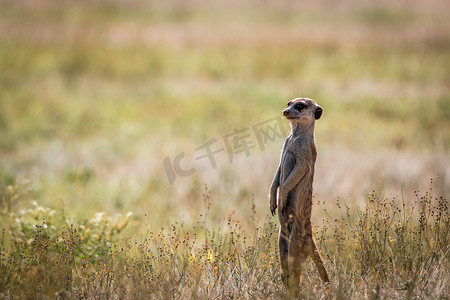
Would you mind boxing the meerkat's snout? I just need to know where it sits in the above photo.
[282,108,296,120]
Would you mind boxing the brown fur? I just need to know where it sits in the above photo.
[269,98,329,296]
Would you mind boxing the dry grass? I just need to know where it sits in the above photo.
[1,181,448,299]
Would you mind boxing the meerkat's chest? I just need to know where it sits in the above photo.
[280,148,297,183]
[279,139,316,184]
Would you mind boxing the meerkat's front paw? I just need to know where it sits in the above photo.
[269,198,277,216]
[281,205,287,217]
[279,193,288,216]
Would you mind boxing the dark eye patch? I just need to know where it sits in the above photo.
[295,103,306,110]
[286,101,292,107]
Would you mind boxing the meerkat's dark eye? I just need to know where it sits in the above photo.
[286,101,292,107]
[295,103,306,111]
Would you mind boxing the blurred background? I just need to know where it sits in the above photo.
[1,0,449,228]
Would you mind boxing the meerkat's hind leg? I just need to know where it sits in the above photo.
[309,239,330,283]
[287,249,307,298]
[278,229,290,288]
[287,227,308,297]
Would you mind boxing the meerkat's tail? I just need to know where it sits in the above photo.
[310,241,330,283]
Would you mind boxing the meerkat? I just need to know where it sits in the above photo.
[269,98,330,295]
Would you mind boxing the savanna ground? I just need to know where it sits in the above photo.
[0,0,449,299]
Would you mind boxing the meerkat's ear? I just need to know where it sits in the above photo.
[315,106,323,119]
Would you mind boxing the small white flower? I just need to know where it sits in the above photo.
[91,212,106,224]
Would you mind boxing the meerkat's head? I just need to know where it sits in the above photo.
[282,98,323,126]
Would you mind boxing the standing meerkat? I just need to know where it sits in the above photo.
[269,98,329,295]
